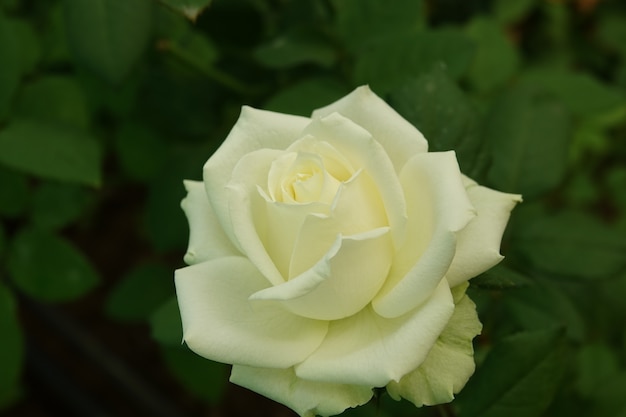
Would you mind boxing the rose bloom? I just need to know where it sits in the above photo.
[175,86,521,416]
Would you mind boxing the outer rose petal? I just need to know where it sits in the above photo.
[446,176,523,287]
[387,282,482,407]
[312,85,428,172]
[251,227,392,320]
[295,280,454,387]
[175,257,328,369]
[228,149,289,285]
[204,107,310,247]
[230,365,373,417]
[181,180,240,265]
[373,152,475,318]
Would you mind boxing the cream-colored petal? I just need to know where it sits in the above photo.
[181,180,240,264]
[295,280,454,387]
[227,148,288,285]
[175,257,328,369]
[230,365,373,417]
[203,106,310,245]
[251,227,392,320]
[387,282,482,407]
[373,152,476,318]
[302,112,408,248]
[312,86,428,172]
[446,176,523,287]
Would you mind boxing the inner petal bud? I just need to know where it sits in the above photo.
[268,152,341,205]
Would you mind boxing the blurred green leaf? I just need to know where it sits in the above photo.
[162,28,219,73]
[354,29,475,93]
[0,223,5,257]
[504,280,586,342]
[333,0,425,52]
[255,30,335,69]
[455,328,568,417]
[264,77,349,117]
[158,0,211,22]
[465,17,520,93]
[8,228,99,302]
[520,69,624,116]
[15,76,90,129]
[41,3,72,65]
[597,15,626,57]
[0,119,101,186]
[512,210,626,279]
[114,123,168,182]
[10,18,41,75]
[0,12,21,122]
[0,284,23,410]
[486,84,570,197]
[29,182,91,230]
[0,167,28,218]
[161,345,228,405]
[106,263,173,322]
[576,343,620,398]
[150,296,182,345]
[63,0,153,84]
[493,0,537,24]
[390,67,487,178]
[472,264,532,289]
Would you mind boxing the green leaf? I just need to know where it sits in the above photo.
[597,15,626,57]
[10,18,41,75]
[353,29,475,94]
[29,182,91,230]
[63,0,153,84]
[465,17,520,93]
[493,0,537,24]
[161,345,228,405]
[0,284,23,410]
[504,279,586,342]
[0,12,21,122]
[8,228,99,302]
[486,84,570,197]
[114,123,168,182]
[576,344,620,398]
[255,30,336,69]
[264,77,350,117]
[0,223,5,257]
[15,76,90,129]
[150,297,182,345]
[512,210,626,280]
[0,167,28,218]
[333,0,425,52]
[0,119,101,186]
[106,263,173,322]
[455,328,568,417]
[471,264,532,289]
[389,67,487,179]
[520,69,624,116]
[158,0,211,22]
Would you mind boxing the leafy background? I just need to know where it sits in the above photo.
[1,0,626,416]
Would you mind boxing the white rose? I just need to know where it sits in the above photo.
[175,86,521,416]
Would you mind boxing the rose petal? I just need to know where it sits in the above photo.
[387,282,482,407]
[295,280,454,387]
[302,112,408,248]
[181,180,240,265]
[228,148,289,285]
[204,107,310,245]
[312,85,428,172]
[251,227,392,320]
[373,152,476,318]
[446,176,523,287]
[175,257,328,369]
[230,365,373,417]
